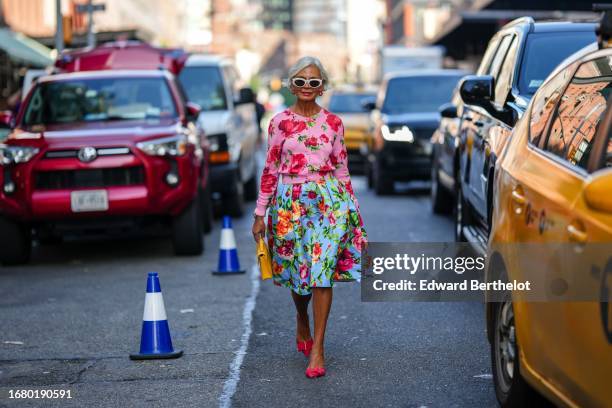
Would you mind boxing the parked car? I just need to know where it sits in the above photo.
[455,18,597,253]
[178,55,259,217]
[321,84,377,173]
[486,41,612,407]
[0,42,211,265]
[430,88,465,213]
[364,70,467,194]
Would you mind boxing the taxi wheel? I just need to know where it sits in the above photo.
[491,300,537,407]
[431,162,452,214]
[172,196,204,256]
[0,217,31,265]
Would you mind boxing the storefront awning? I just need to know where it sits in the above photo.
[0,29,53,67]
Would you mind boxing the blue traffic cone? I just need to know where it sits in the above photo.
[212,216,245,274]
[130,273,183,360]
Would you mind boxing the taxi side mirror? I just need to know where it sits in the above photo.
[583,168,612,212]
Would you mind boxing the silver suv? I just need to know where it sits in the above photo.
[179,55,260,217]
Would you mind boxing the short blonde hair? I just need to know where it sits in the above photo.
[285,56,331,90]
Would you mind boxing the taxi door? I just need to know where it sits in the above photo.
[517,54,612,406]
[550,55,612,407]
[499,59,588,399]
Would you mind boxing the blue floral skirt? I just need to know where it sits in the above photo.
[266,175,367,295]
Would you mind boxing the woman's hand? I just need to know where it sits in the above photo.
[252,215,266,243]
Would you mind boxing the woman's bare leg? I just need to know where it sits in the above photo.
[308,287,333,369]
[291,291,312,342]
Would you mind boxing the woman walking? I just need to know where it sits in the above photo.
[251,56,367,378]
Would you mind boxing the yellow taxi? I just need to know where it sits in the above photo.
[486,39,612,407]
[321,84,377,172]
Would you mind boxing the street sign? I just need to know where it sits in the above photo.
[76,3,105,13]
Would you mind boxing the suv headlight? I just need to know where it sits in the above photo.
[137,135,187,157]
[0,144,39,165]
[381,124,414,143]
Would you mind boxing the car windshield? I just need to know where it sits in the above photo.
[22,77,178,126]
[328,92,376,113]
[178,66,228,111]
[382,75,462,114]
[518,31,595,96]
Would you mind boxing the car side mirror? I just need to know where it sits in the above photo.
[459,75,494,111]
[0,110,15,129]
[439,103,457,118]
[235,87,255,105]
[185,102,201,122]
[583,168,612,212]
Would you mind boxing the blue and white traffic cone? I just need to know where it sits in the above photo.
[130,273,183,360]
[212,216,245,274]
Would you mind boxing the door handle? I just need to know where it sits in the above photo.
[511,189,526,205]
[567,223,587,244]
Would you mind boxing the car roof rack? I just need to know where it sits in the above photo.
[594,3,612,48]
[54,41,189,74]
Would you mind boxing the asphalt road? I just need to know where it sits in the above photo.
[0,175,496,408]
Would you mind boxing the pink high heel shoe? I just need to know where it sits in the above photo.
[305,367,326,378]
[296,338,314,357]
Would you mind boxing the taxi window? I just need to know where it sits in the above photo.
[528,65,575,145]
[543,56,612,172]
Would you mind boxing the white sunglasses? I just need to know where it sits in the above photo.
[291,77,324,88]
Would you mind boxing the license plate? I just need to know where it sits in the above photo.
[70,190,109,213]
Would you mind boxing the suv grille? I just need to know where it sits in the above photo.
[35,167,145,190]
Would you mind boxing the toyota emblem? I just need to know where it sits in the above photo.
[78,147,97,163]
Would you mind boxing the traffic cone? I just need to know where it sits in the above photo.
[212,216,245,274]
[130,273,183,360]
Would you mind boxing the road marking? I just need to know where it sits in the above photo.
[219,263,260,408]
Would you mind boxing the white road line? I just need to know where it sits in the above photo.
[219,263,260,408]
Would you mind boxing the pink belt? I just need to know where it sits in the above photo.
[280,172,333,184]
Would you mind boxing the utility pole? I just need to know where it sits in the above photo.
[55,0,64,53]
[76,2,105,48]
[86,0,94,47]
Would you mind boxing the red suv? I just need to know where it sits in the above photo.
[0,42,211,264]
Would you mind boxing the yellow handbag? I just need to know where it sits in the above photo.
[257,237,272,280]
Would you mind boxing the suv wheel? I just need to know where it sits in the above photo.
[431,161,452,214]
[172,196,204,256]
[491,300,538,407]
[225,170,245,217]
[374,158,393,195]
[200,185,213,234]
[244,170,258,201]
[0,217,32,265]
